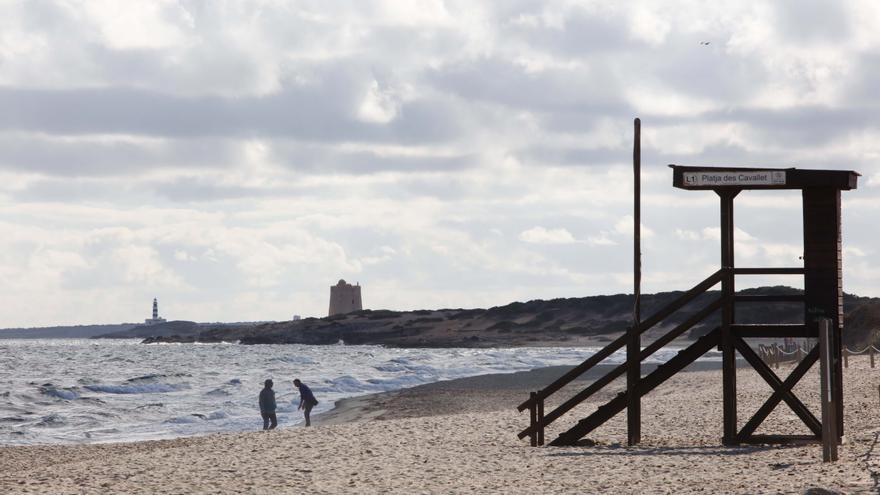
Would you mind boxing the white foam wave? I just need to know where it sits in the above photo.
[84,383,185,394]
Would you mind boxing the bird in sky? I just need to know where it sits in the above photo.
[700,41,710,45]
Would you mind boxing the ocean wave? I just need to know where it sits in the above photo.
[39,387,79,401]
[322,375,367,393]
[365,375,427,390]
[84,383,186,394]
[205,410,227,420]
[126,373,190,383]
[269,356,318,365]
[166,411,227,424]
[35,414,65,428]
[165,416,199,424]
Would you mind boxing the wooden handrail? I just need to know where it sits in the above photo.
[517,269,724,412]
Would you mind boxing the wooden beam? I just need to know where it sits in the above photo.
[737,345,819,439]
[734,337,822,436]
[719,190,739,445]
[731,324,813,338]
[819,318,839,462]
[734,267,805,275]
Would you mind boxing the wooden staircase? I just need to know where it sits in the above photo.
[549,328,719,446]
[518,270,725,447]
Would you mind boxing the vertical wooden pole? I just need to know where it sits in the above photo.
[819,318,838,462]
[537,398,545,446]
[529,391,537,447]
[719,189,739,445]
[871,347,875,368]
[627,117,641,446]
[843,348,848,368]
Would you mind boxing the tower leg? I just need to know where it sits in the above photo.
[719,190,739,445]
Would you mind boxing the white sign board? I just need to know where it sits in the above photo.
[683,170,786,187]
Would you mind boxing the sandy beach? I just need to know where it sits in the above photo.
[2,357,880,494]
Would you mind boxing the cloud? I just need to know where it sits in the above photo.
[0,1,878,326]
[519,226,577,244]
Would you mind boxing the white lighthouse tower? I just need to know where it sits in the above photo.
[145,298,167,325]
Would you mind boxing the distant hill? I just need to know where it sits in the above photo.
[0,323,138,339]
[97,320,266,339]
[0,321,270,340]
[138,286,880,348]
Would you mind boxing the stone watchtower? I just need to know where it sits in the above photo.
[328,280,362,316]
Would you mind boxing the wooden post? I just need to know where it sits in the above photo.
[843,348,848,369]
[537,397,545,446]
[871,347,875,368]
[819,318,838,462]
[719,189,739,445]
[627,117,641,446]
[529,391,537,447]
[803,187,845,438]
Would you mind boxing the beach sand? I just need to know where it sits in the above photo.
[2,357,880,494]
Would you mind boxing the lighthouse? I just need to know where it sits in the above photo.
[145,298,167,325]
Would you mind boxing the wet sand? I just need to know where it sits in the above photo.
[2,357,880,494]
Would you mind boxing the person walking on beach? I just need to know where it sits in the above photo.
[293,378,318,427]
[259,379,277,430]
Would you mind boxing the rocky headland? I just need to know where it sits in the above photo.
[133,286,880,348]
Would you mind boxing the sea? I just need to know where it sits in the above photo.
[0,339,718,446]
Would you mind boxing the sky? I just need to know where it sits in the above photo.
[1,0,879,327]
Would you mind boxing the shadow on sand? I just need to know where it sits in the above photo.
[545,443,801,458]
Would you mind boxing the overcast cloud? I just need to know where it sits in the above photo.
[1,0,879,327]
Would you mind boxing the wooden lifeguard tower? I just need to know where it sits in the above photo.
[518,164,859,447]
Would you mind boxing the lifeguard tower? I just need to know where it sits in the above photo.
[518,161,858,447]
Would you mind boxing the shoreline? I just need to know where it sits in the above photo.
[317,359,731,425]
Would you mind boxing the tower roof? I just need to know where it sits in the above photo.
[669,165,859,191]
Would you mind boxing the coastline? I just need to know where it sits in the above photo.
[3,358,879,493]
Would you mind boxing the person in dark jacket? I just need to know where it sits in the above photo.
[293,378,318,427]
[259,379,277,430]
